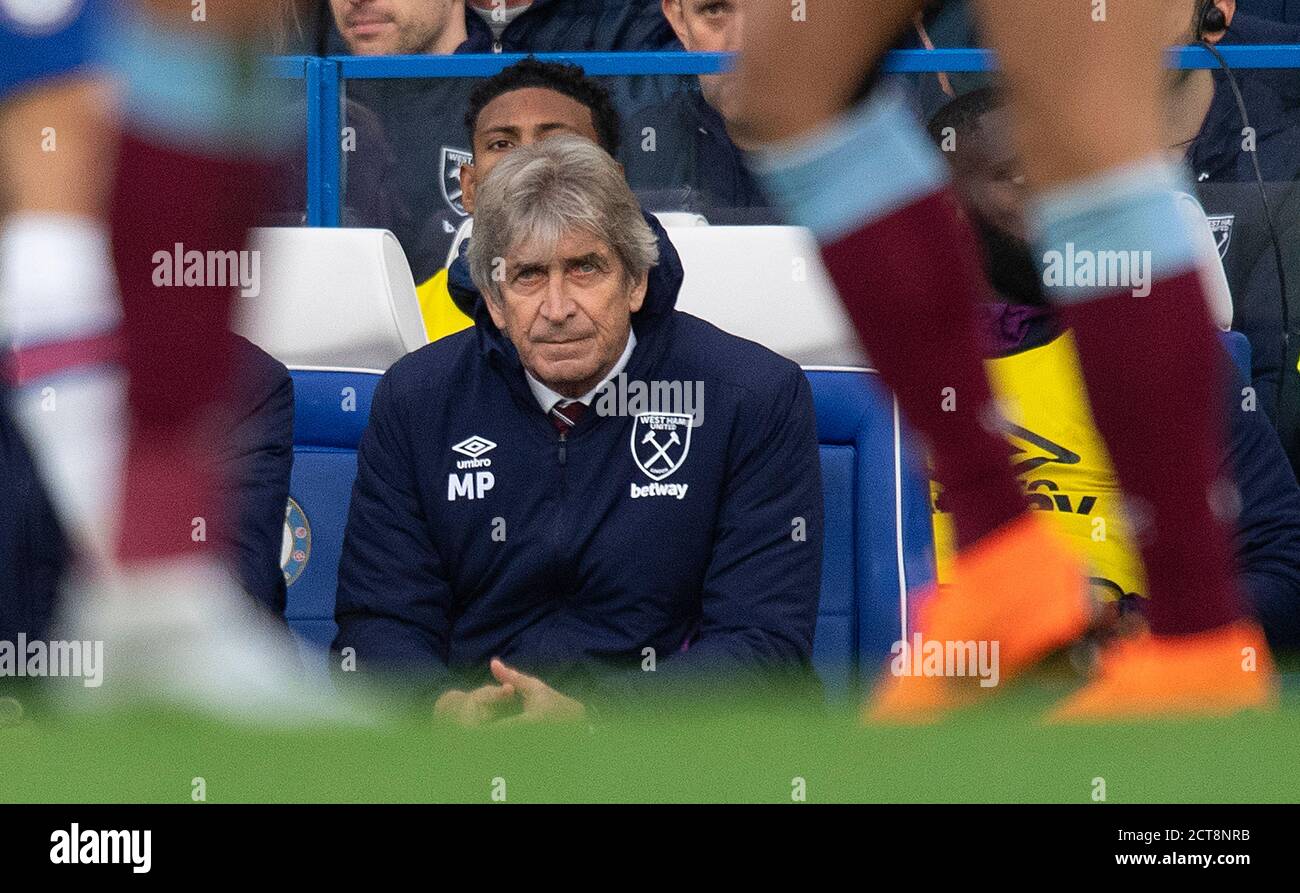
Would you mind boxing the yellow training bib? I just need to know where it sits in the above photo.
[415,267,474,343]
[931,331,1147,602]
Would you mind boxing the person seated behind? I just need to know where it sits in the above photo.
[1163,1,1300,444]
[622,0,769,215]
[459,0,675,53]
[413,58,626,342]
[931,86,1300,651]
[326,0,477,284]
[324,0,675,55]
[333,136,824,723]
[325,1,677,288]
[0,335,296,643]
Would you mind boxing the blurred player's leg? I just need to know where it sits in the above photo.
[54,0,351,721]
[971,0,1275,719]
[107,0,281,569]
[735,1,1091,720]
[0,4,125,567]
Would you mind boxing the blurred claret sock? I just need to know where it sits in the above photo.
[53,559,366,725]
[67,13,355,723]
[1033,158,1247,640]
[866,511,1093,724]
[104,12,288,567]
[1046,620,1277,723]
[749,87,1028,552]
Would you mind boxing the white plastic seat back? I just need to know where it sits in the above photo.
[236,227,427,371]
[666,225,866,366]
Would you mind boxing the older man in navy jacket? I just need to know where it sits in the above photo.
[334,136,823,723]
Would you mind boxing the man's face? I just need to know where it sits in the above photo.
[485,230,647,398]
[461,87,602,214]
[948,106,1028,243]
[663,0,744,123]
[330,0,458,55]
[946,105,1048,304]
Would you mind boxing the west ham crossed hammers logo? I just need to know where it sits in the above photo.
[630,413,693,481]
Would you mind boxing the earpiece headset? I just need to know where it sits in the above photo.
[1197,0,1229,42]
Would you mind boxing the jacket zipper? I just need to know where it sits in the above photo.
[552,427,569,599]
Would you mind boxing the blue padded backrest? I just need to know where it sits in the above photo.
[805,369,935,702]
[282,366,937,698]
[1220,330,1252,382]
[284,369,381,676]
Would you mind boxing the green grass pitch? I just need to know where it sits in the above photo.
[3,669,1299,803]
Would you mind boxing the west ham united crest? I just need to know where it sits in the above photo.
[281,497,312,586]
[1206,213,1235,260]
[440,146,473,217]
[631,413,692,481]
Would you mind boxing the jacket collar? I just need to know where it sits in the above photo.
[459,0,557,52]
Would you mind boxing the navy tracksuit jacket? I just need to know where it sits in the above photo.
[333,215,824,701]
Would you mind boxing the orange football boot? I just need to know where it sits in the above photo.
[866,510,1093,723]
[1047,619,1277,722]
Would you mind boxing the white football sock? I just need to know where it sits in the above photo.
[0,213,125,562]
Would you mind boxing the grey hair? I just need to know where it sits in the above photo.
[467,135,660,305]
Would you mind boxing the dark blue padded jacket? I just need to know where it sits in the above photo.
[333,215,824,700]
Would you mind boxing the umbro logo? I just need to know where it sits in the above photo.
[449,435,495,501]
[453,436,496,473]
[453,435,496,459]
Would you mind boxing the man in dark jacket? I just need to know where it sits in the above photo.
[621,0,768,214]
[1167,4,1300,460]
[412,57,628,340]
[0,404,65,646]
[334,136,824,722]
[215,336,298,617]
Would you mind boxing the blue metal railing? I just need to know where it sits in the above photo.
[336,51,734,78]
[303,57,341,227]
[270,46,1300,229]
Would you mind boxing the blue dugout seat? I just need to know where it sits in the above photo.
[239,227,428,676]
[283,369,381,676]
[1221,329,1252,381]
[805,369,935,701]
